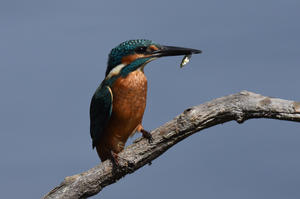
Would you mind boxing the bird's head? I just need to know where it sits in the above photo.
[105,39,201,79]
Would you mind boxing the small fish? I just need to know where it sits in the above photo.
[180,54,192,68]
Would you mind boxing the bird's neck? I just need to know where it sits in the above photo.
[103,57,151,87]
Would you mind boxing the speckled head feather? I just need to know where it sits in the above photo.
[106,39,157,77]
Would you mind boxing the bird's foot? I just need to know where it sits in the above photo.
[110,151,135,172]
[110,151,120,168]
[141,129,153,143]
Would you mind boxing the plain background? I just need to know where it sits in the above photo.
[1,1,300,198]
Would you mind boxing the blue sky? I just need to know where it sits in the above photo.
[0,0,300,198]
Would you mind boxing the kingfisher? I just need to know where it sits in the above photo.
[90,39,201,164]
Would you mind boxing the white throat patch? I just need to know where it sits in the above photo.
[105,63,126,79]
[105,57,156,79]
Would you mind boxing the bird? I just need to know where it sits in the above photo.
[90,39,201,164]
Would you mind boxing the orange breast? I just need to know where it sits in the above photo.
[96,70,147,160]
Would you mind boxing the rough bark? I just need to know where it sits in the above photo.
[43,91,300,199]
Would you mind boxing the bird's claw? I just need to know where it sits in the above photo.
[110,151,135,172]
[110,151,121,170]
[141,129,153,143]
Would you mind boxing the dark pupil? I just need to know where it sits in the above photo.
[135,46,147,53]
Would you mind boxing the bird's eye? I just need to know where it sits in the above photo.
[135,46,147,53]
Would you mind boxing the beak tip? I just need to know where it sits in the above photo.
[193,49,202,54]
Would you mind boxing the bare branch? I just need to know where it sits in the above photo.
[43,91,300,199]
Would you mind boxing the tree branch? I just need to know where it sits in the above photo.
[43,91,300,199]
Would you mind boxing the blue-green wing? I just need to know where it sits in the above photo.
[90,85,113,148]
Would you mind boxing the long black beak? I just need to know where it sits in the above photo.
[151,45,202,58]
